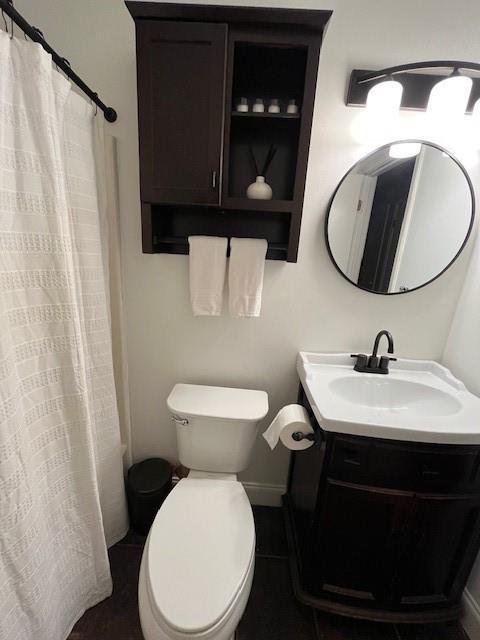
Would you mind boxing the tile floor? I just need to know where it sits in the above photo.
[68,507,469,640]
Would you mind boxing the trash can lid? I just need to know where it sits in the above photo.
[128,458,172,495]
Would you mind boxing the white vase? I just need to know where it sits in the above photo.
[246,176,273,200]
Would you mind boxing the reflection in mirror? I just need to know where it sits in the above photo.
[326,141,474,294]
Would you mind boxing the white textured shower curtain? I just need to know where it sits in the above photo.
[0,32,128,640]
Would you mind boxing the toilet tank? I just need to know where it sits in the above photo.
[167,384,269,473]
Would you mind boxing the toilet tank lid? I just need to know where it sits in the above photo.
[167,384,268,421]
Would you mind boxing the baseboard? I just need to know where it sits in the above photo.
[241,481,285,507]
[462,588,480,639]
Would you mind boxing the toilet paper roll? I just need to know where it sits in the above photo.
[262,404,315,451]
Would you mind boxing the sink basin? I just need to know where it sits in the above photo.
[297,352,480,444]
[329,376,462,416]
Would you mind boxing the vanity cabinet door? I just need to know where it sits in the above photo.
[311,480,413,606]
[136,21,227,205]
[396,494,480,606]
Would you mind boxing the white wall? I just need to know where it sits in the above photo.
[14,0,480,495]
[443,235,480,638]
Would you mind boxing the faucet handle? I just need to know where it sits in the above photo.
[351,353,368,371]
[380,355,397,372]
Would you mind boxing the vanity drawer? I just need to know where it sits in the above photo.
[373,443,480,493]
[329,436,480,493]
[329,437,372,485]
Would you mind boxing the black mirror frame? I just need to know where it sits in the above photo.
[324,139,476,296]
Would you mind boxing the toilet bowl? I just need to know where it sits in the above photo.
[138,384,268,640]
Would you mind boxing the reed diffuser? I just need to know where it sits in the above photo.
[246,145,277,200]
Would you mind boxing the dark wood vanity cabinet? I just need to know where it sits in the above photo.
[126,3,332,261]
[284,385,480,622]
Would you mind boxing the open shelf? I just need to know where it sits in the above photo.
[227,116,301,200]
[152,235,288,260]
[148,203,292,260]
[226,42,307,203]
[222,197,293,212]
[232,111,300,119]
[231,43,307,105]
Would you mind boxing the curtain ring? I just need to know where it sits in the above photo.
[2,2,16,39]
[7,0,13,38]
[61,58,71,80]
[93,93,98,117]
[53,57,70,79]
[1,10,8,35]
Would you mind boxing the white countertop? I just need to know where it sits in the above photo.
[297,352,480,445]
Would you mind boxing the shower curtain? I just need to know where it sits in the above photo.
[0,31,128,640]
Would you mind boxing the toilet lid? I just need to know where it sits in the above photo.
[167,383,268,421]
[146,478,255,634]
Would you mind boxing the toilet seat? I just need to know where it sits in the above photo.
[145,478,255,636]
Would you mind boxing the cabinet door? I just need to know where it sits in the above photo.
[136,21,227,204]
[396,494,480,606]
[311,480,413,606]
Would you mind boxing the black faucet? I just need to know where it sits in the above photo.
[351,330,397,375]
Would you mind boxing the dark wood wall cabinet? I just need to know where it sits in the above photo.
[284,384,480,623]
[126,3,332,262]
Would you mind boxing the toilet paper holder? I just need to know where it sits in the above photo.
[292,430,321,445]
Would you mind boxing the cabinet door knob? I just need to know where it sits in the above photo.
[343,457,361,466]
[421,466,441,477]
[211,170,217,189]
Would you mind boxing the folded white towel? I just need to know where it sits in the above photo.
[188,236,228,316]
[228,237,268,317]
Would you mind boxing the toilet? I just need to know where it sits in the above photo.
[138,383,269,640]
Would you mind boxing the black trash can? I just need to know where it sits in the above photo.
[126,458,172,534]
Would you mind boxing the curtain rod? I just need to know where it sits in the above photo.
[0,0,117,122]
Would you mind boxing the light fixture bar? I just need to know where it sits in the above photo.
[357,60,480,85]
[346,67,480,113]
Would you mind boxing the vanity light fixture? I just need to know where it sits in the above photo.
[347,61,480,138]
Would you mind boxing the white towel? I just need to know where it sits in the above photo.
[188,236,228,316]
[229,238,268,317]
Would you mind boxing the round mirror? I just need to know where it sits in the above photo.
[325,141,475,294]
